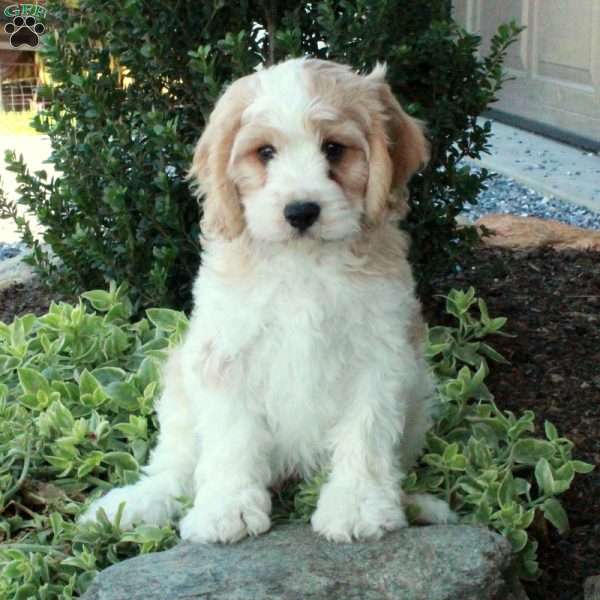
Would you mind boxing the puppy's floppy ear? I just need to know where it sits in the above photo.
[189,75,255,240]
[364,63,430,226]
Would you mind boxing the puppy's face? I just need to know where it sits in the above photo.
[191,59,429,243]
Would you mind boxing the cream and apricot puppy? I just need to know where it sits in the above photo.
[81,58,455,543]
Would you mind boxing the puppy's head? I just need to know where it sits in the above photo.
[190,58,429,243]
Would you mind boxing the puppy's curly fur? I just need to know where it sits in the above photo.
[81,58,455,543]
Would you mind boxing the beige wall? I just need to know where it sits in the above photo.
[454,0,600,145]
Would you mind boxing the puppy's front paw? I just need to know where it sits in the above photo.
[311,482,407,542]
[180,486,271,544]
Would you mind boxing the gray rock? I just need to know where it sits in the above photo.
[83,524,514,600]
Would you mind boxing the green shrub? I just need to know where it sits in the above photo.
[0,0,521,311]
[0,286,592,596]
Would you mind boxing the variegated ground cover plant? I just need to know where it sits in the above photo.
[0,285,593,597]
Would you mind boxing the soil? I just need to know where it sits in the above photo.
[1,246,599,599]
[425,246,600,600]
[0,279,69,323]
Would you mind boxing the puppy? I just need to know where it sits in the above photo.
[81,58,455,543]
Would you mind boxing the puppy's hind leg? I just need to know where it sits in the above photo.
[401,365,457,525]
[80,349,196,528]
[404,493,458,525]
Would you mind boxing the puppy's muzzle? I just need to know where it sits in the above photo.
[284,201,321,232]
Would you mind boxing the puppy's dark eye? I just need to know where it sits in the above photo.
[257,145,276,163]
[323,141,345,163]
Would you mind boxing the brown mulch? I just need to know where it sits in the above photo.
[426,246,600,600]
[1,246,599,599]
[0,279,69,323]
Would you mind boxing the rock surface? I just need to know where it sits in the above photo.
[83,524,514,600]
[476,214,600,251]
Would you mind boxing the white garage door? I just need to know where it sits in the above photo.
[454,0,600,147]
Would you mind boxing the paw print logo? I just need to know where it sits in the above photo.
[5,16,45,48]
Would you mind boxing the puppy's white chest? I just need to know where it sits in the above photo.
[193,255,370,402]
[249,266,358,390]
[243,271,362,464]
[191,252,407,399]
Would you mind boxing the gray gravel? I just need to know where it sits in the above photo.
[0,242,25,261]
[462,169,600,230]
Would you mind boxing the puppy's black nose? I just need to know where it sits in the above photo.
[284,201,321,232]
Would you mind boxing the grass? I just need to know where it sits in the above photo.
[0,111,41,136]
